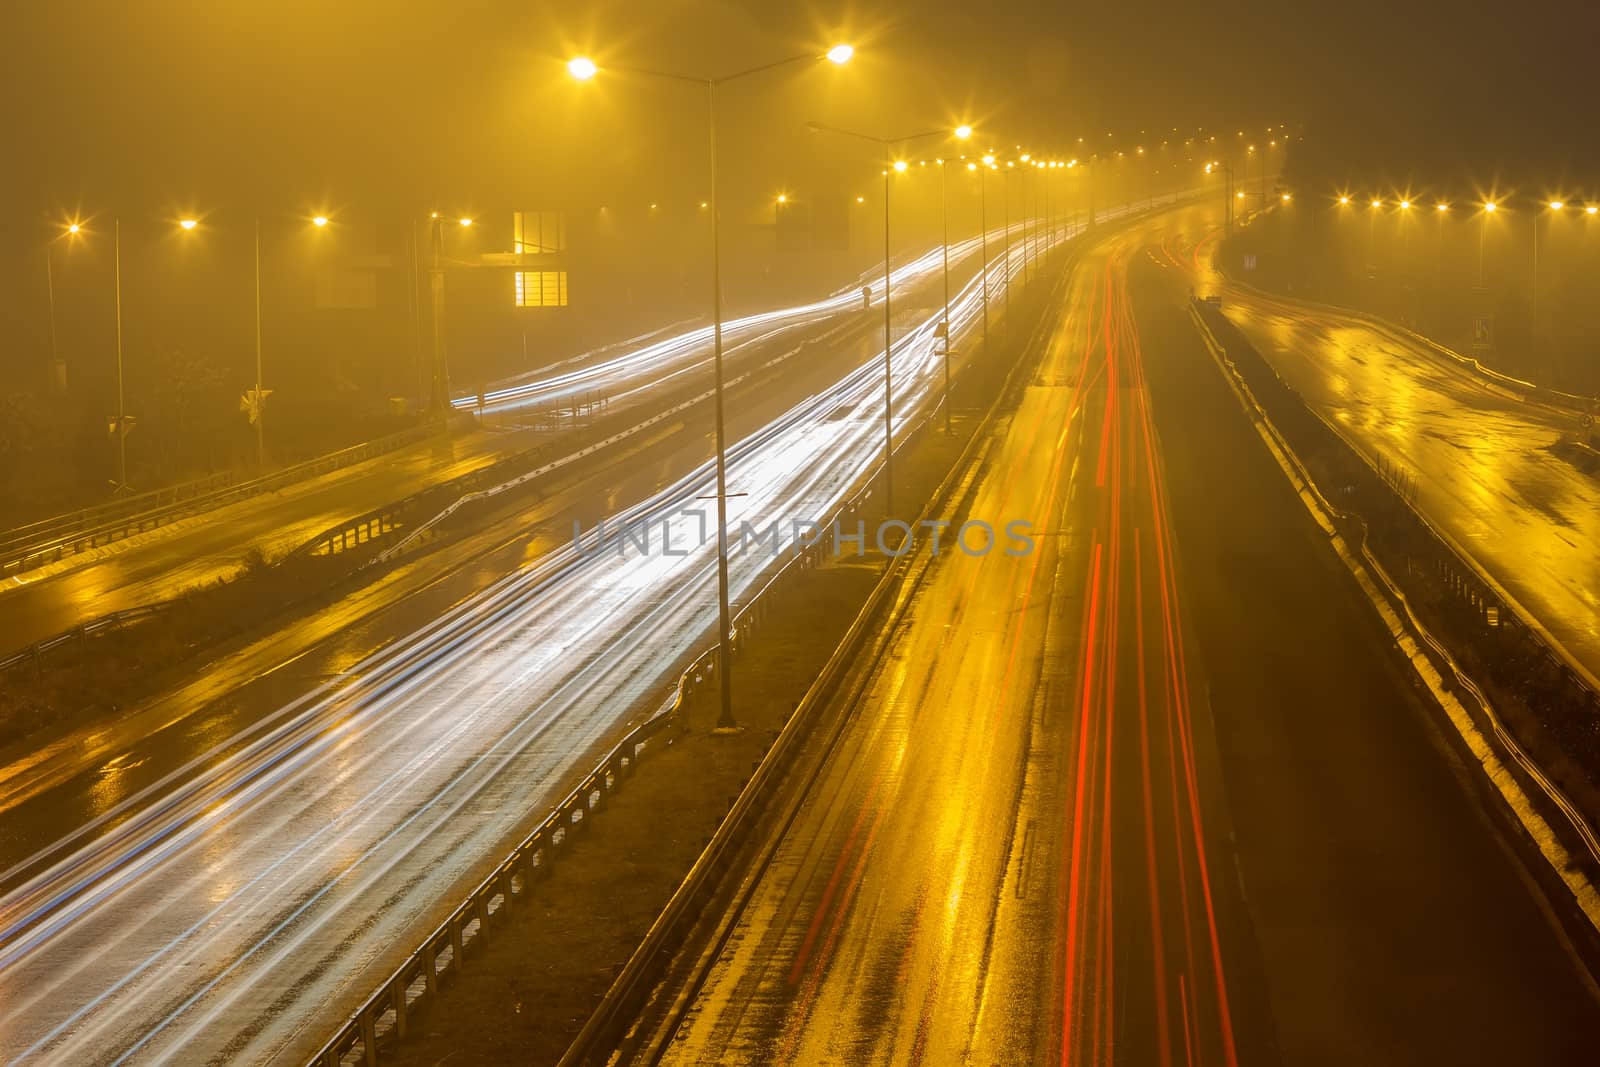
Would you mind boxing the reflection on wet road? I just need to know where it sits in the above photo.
[661,216,1254,1067]
[1215,270,1600,684]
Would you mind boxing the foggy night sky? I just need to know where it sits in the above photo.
[2,0,1597,376]
[5,1,1596,219]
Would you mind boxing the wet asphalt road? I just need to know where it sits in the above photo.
[1205,255,1600,687]
[649,203,1600,1066]
[0,221,1068,1063]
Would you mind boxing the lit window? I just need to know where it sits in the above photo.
[516,271,568,308]
[513,210,565,254]
[513,211,568,307]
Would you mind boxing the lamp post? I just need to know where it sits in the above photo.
[938,124,974,433]
[115,219,128,490]
[182,214,330,468]
[425,212,475,419]
[1206,161,1234,234]
[1368,198,1382,267]
[1534,200,1563,356]
[808,120,948,518]
[1434,202,1448,261]
[1479,201,1496,289]
[253,217,263,467]
[45,234,66,393]
[570,44,853,733]
[978,157,995,359]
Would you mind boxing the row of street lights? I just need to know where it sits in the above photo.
[51,212,335,486]
[1329,193,1600,343]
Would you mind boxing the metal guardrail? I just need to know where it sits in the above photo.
[1190,300,1600,874]
[0,603,165,674]
[304,471,881,1067]
[0,421,450,579]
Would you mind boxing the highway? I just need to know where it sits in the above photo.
[0,211,1086,1063]
[1198,247,1600,687]
[641,202,1600,1065]
[0,230,1009,658]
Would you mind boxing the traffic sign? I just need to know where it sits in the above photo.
[240,388,273,425]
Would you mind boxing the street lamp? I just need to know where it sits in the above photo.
[935,121,975,433]
[1208,160,1235,233]
[77,218,132,490]
[570,43,854,733]
[1477,201,1498,287]
[45,221,85,394]
[422,211,475,418]
[1534,200,1565,359]
[808,119,947,519]
[182,213,332,469]
[974,159,994,371]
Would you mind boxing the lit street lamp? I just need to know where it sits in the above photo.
[1534,199,1564,354]
[1479,200,1497,288]
[936,123,974,432]
[967,160,992,368]
[569,43,853,733]
[1205,160,1235,233]
[45,224,83,394]
[808,119,948,518]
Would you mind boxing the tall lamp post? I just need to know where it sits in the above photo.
[807,120,949,517]
[426,212,475,418]
[76,215,150,492]
[181,214,332,468]
[1206,161,1234,234]
[114,219,132,490]
[968,161,991,362]
[1534,200,1563,359]
[569,44,854,733]
[936,124,974,432]
[46,224,84,394]
[1478,200,1496,289]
